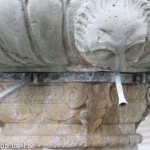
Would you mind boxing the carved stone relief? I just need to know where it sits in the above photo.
[0,82,149,149]
[0,0,150,72]
[80,84,111,134]
[74,0,150,71]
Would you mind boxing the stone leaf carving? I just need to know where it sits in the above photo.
[66,83,88,109]
[106,83,148,126]
[0,82,148,149]
[74,0,150,71]
[135,85,150,129]
[0,83,81,124]
[110,84,147,104]
[80,84,108,134]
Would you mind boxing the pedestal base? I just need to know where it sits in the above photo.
[0,82,149,149]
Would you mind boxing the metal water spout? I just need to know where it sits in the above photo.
[114,72,128,107]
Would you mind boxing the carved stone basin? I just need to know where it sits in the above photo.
[0,0,150,72]
[0,1,150,150]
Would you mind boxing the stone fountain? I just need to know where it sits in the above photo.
[0,0,150,149]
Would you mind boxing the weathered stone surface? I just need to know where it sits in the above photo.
[0,81,149,149]
[0,0,150,72]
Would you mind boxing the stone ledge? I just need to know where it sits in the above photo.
[0,134,142,149]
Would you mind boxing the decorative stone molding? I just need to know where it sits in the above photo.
[0,0,150,72]
[1,1,150,150]
[0,81,149,149]
[80,84,111,134]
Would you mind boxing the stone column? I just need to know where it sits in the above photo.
[0,81,149,150]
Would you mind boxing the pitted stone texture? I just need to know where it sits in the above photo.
[0,0,150,72]
[74,0,149,71]
[0,82,149,149]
